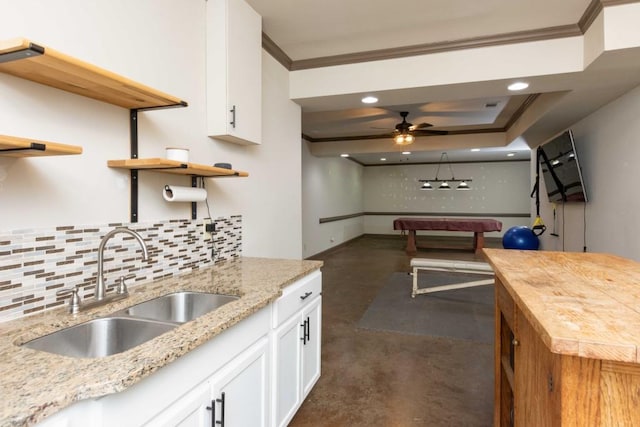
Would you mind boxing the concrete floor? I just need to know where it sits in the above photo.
[290,234,500,427]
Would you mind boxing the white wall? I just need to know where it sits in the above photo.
[0,0,302,259]
[536,84,640,260]
[210,52,303,258]
[363,162,531,236]
[300,151,531,257]
[301,141,363,258]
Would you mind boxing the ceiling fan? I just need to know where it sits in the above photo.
[392,111,448,145]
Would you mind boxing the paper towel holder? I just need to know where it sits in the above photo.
[162,176,200,219]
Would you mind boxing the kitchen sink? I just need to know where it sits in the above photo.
[21,292,237,358]
[116,291,239,324]
[21,317,177,358]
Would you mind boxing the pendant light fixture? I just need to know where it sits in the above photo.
[419,152,473,191]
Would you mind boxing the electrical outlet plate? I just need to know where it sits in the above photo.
[203,218,213,241]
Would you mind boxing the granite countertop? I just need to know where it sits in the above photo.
[0,257,322,427]
[483,249,640,363]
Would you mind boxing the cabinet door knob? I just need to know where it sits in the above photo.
[512,338,520,346]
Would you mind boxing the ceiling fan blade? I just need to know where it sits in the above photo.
[413,129,448,136]
[412,122,434,130]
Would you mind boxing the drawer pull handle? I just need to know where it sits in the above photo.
[300,291,313,300]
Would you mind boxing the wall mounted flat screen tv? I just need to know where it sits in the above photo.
[540,130,588,202]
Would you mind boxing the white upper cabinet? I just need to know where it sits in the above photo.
[206,0,262,145]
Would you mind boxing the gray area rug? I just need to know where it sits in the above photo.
[358,271,494,343]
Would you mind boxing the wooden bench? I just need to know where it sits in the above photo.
[410,258,494,298]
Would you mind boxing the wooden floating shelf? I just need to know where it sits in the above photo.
[0,38,187,110]
[0,134,82,157]
[107,158,249,177]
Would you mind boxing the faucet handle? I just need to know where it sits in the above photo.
[56,287,81,314]
[116,275,135,295]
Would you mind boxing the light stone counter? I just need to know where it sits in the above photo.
[0,257,323,427]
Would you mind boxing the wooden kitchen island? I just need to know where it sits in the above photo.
[483,249,640,427]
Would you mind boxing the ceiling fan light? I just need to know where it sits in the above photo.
[438,181,451,190]
[394,133,414,145]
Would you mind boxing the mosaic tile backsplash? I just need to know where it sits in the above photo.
[0,216,242,322]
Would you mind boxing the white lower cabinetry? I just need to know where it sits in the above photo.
[148,337,269,427]
[271,271,322,427]
[272,312,303,425]
[209,337,269,427]
[301,297,322,398]
[36,270,322,427]
[146,381,212,427]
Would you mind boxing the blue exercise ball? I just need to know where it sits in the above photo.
[502,226,539,250]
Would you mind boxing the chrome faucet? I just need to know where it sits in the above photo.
[96,227,149,300]
[57,227,150,314]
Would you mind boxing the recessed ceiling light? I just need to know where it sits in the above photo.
[380,157,387,161]
[507,152,516,157]
[361,96,378,104]
[402,151,411,155]
[508,82,529,91]
[340,153,349,158]
[470,148,481,152]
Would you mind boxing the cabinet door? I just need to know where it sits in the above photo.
[301,297,322,398]
[272,311,304,427]
[210,336,269,427]
[143,381,211,427]
[206,0,262,145]
[513,308,561,426]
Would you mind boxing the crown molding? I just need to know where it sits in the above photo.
[262,33,292,69]
[601,0,640,5]
[579,0,603,32]
[263,0,640,71]
[288,25,581,71]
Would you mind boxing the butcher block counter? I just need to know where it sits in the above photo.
[483,249,640,427]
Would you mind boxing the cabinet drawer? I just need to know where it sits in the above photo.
[272,270,322,327]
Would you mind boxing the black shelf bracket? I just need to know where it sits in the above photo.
[0,142,46,153]
[130,109,139,223]
[127,107,192,223]
[137,100,188,112]
[0,42,44,64]
[191,176,198,220]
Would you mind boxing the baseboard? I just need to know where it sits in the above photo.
[305,235,363,259]
[305,234,503,259]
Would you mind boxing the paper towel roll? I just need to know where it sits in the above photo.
[163,185,207,202]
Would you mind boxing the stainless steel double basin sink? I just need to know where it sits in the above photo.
[22,292,238,358]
